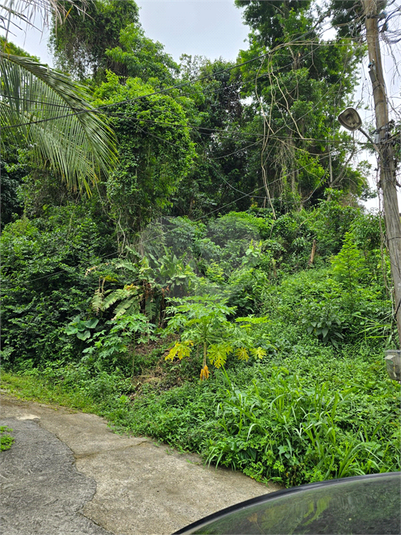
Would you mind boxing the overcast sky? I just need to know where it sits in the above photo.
[137,0,249,62]
[6,0,250,65]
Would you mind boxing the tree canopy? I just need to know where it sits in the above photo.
[93,72,196,235]
[50,0,140,80]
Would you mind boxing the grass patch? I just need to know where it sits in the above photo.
[121,348,401,486]
[1,370,100,412]
[0,426,15,451]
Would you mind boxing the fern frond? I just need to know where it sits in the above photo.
[125,301,141,317]
[102,288,132,311]
[91,289,104,314]
[112,297,139,319]
[115,260,140,273]
[144,298,156,320]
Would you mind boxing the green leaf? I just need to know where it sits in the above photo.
[251,347,267,360]
[235,347,250,361]
[83,318,99,329]
[77,331,91,341]
[65,325,78,336]
[208,343,232,368]
[165,340,193,361]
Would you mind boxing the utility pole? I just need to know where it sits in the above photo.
[363,0,401,347]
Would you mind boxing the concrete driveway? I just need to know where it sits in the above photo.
[0,394,280,535]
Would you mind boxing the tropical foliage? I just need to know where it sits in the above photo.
[1,0,399,489]
[0,48,116,191]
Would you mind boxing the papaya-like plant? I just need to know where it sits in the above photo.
[164,295,271,379]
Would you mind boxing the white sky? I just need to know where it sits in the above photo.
[137,0,249,62]
[2,0,400,211]
[6,0,250,64]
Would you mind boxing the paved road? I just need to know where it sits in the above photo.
[0,394,280,535]
[0,417,111,535]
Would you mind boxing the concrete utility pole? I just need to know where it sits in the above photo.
[363,0,401,347]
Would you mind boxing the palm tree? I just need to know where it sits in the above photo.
[0,0,116,192]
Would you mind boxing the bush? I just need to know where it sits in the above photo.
[0,205,115,368]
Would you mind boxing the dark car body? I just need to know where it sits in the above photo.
[173,472,401,535]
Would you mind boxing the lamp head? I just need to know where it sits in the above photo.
[338,108,362,131]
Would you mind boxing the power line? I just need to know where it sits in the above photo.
[2,29,361,130]
[98,111,360,147]
[7,40,358,147]
[2,36,361,112]
[1,182,272,288]
[1,50,274,129]
[3,153,326,289]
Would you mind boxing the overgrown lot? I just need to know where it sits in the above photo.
[1,198,399,487]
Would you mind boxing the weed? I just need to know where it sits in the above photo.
[0,426,15,451]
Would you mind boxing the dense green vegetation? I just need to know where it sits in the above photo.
[1,0,399,488]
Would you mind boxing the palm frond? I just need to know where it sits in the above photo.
[0,0,87,31]
[0,52,116,191]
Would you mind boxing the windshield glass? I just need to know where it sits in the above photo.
[181,474,400,535]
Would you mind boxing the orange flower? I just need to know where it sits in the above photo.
[200,364,210,381]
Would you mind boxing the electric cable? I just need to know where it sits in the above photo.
[1,27,363,130]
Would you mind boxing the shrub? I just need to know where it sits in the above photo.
[0,205,115,368]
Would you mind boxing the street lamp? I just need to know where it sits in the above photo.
[337,107,377,148]
[337,107,362,131]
